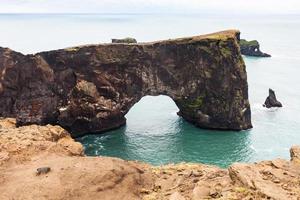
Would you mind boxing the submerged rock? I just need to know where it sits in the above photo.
[263,88,282,108]
[239,39,271,57]
[0,30,252,137]
[112,37,137,43]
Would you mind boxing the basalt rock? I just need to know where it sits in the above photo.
[0,30,252,137]
[240,39,271,57]
[263,88,282,108]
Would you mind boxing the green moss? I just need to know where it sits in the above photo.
[65,47,79,52]
[206,34,228,41]
[220,47,231,58]
[189,96,204,109]
[178,96,205,112]
[239,39,259,47]
[218,40,232,58]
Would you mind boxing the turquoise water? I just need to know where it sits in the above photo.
[1,14,300,167]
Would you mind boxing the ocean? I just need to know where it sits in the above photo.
[1,13,299,167]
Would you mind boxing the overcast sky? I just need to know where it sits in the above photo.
[0,0,299,14]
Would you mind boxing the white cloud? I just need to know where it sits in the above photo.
[0,0,299,14]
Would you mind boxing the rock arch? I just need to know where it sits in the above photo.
[0,30,252,137]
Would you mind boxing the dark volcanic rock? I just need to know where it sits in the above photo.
[264,89,282,108]
[0,30,252,137]
[239,39,271,57]
[112,37,137,44]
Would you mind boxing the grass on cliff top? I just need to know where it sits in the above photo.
[65,47,79,52]
[205,34,229,41]
[240,39,259,47]
[148,30,239,45]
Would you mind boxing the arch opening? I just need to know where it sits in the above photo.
[125,95,180,135]
[77,94,253,167]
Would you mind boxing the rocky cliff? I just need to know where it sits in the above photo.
[0,30,252,136]
[0,118,299,200]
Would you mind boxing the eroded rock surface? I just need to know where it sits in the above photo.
[0,118,153,200]
[0,30,251,136]
[0,118,84,166]
[0,119,299,200]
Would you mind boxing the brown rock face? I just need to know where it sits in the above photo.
[0,30,252,136]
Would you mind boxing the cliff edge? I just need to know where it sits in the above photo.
[0,118,299,200]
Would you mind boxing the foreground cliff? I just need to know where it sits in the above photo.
[0,30,251,136]
[0,118,299,200]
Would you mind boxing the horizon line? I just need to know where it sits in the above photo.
[0,12,300,16]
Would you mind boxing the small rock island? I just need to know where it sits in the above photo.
[240,39,271,57]
[264,88,283,108]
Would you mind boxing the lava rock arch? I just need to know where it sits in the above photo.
[0,30,252,137]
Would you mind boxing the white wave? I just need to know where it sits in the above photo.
[252,103,280,112]
[249,145,257,152]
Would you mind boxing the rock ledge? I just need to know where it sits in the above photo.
[0,118,299,200]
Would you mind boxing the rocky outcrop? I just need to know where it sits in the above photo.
[240,39,271,57]
[290,145,300,162]
[0,118,154,200]
[0,30,252,136]
[0,118,299,200]
[0,118,84,166]
[264,88,283,108]
[112,37,137,43]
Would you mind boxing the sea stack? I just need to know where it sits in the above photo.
[264,88,282,108]
[239,39,271,57]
